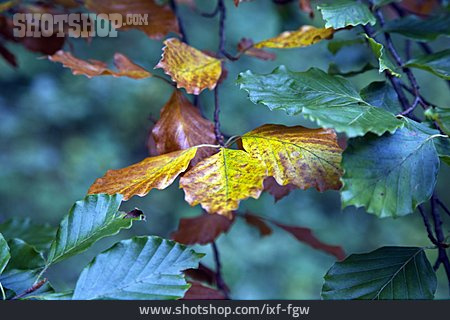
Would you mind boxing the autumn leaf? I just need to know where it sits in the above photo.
[49,51,152,79]
[180,148,267,217]
[155,38,222,95]
[183,282,226,300]
[243,213,273,236]
[152,90,217,165]
[237,38,276,61]
[254,26,334,49]
[84,0,179,39]
[241,124,343,192]
[185,264,218,286]
[88,148,198,200]
[171,213,234,245]
[263,177,296,202]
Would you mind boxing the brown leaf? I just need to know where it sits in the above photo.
[0,42,17,67]
[88,147,198,200]
[299,0,314,18]
[152,90,217,165]
[84,0,179,39]
[244,213,272,236]
[171,213,234,245]
[185,263,216,285]
[183,282,226,300]
[237,38,276,61]
[275,222,346,260]
[155,38,222,95]
[263,177,296,202]
[49,51,152,79]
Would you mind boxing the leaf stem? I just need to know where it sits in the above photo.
[12,278,47,300]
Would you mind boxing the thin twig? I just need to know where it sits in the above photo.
[12,279,47,300]
[211,242,230,299]
[213,86,224,146]
[417,205,439,246]
[436,198,450,217]
[169,0,188,43]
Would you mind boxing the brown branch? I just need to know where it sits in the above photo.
[12,279,47,300]
[211,242,230,299]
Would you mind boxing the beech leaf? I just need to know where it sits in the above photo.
[156,38,222,95]
[171,213,234,245]
[318,0,376,29]
[49,51,152,79]
[89,147,199,201]
[254,26,334,49]
[180,148,267,217]
[152,90,217,165]
[241,124,343,192]
[263,177,296,202]
[84,0,179,39]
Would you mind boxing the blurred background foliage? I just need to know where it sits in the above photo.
[0,0,449,299]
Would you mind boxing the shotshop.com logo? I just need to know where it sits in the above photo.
[13,13,149,38]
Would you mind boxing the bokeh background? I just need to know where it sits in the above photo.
[0,0,449,299]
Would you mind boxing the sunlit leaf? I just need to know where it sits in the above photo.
[152,90,217,165]
[322,247,436,299]
[47,194,144,265]
[180,148,267,217]
[49,51,152,79]
[405,49,450,80]
[84,0,179,39]
[254,26,334,49]
[73,236,204,300]
[238,66,404,137]
[89,147,199,201]
[241,124,342,191]
[341,120,440,218]
[156,38,222,95]
[318,0,376,29]
[365,36,401,77]
[171,213,234,245]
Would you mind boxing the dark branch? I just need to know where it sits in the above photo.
[169,0,188,43]
[212,242,230,299]
[417,205,439,246]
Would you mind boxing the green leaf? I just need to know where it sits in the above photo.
[322,247,437,299]
[365,35,401,77]
[0,218,56,251]
[425,107,450,136]
[73,236,204,300]
[328,62,376,77]
[237,66,404,137]
[327,38,365,55]
[341,120,440,218]
[435,137,450,165]
[405,49,450,80]
[0,233,10,276]
[47,194,144,265]
[5,239,45,272]
[0,269,54,298]
[318,0,376,29]
[25,291,73,300]
[383,14,450,41]
[360,81,402,114]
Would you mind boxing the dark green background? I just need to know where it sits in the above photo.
[0,0,449,299]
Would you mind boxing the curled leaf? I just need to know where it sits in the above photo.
[156,38,222,95]
[49,51,152,79]
[243,213,273,237]
[254,26,334,49]
[89,148,198,200]
[180,148,267,217]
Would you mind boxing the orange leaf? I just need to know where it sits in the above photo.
[237,38,276,61]
[152,90,217,165]
[155,38,222,95]
[244,213,272,237]
[171,213,234,245]
[84,0,179,39]
[48,51,152,79]
[88,147,198,200]
[183,282,226,300]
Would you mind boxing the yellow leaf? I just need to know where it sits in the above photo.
[180,148,267,217]
[49,51,152,79]
[254,26,334,49]
[88,148,198,200]
[241,124,342,191]
[85,0,179,39]
[155,38,222,95]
